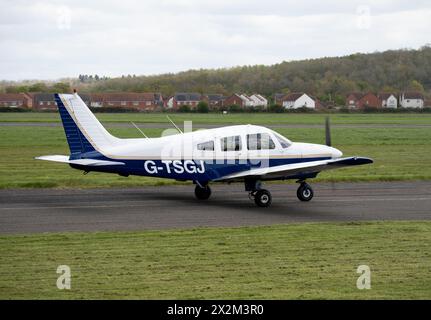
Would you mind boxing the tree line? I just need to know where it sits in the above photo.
[1,46,430,105]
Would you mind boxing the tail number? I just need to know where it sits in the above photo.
[144,160,205,175]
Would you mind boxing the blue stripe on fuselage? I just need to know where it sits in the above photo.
[71,156,331,182]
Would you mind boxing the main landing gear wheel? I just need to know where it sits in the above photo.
[297,183,314,202]
[254,189,272,207]
[195,185,211,200]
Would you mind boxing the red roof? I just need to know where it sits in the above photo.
[0,93,27,102]
[90,93,158,102]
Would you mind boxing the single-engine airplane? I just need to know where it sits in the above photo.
[36,93,373,207]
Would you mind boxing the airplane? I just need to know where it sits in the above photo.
[36,93,373,207]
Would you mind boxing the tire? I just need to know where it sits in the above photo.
[195,185,211,200]
[297,183,314,201]
[254,189,272,207]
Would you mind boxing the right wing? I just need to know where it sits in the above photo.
[214,157,373,181]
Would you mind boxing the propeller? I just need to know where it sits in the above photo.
[325,116,331,147]
[325,116,335,191]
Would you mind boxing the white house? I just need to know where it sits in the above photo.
[281,93,316,109]
[239,94,255,107]
[249,94,268,107]
[400,92,424,108]
[379,93,398,108]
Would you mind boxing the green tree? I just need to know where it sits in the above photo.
[196,101,209,113]
[408,80,425,92]
[178,105,191,113]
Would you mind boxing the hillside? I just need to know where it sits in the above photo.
[3,46,431,104]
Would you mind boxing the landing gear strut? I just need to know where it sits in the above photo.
[245,179,272,207]
[195,184,211,200]
[297,182,314,202]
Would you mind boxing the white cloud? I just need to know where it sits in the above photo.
[0,0,430,80]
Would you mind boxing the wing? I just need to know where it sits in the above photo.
[215,157,373,181]
[35,155,125,166]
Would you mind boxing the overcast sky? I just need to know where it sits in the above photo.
[0,0,430,80]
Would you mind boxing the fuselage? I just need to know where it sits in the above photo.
[73,124,343,183]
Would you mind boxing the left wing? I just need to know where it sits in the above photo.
[35,155,125,166]
[214,157,373,181]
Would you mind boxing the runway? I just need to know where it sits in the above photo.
[0,182,430,234]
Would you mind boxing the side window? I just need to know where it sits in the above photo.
[247,133,276,150]
[197,141,214,151]
[220,136,242,151]
[274,132,291,148]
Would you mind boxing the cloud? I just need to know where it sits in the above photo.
[0,0,430,80]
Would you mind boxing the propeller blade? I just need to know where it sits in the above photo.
[325,116,331,146]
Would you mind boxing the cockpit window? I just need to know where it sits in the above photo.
[197,141,214,151]
[273,132,291,148]
[247,133,275,150]
[221,136,242,151]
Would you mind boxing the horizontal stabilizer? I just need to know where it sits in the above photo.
[35,155,125,166]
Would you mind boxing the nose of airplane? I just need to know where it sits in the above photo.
[329,146,343,159]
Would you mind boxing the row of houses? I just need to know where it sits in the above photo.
[0,92,269,111]
[0,91,429,110]
[346,92,427,109]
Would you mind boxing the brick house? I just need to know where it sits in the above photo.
[90,93,163,110]
[0,93,32,108]
[346,93,363,108]
[33,93,57,110]
[223,94,246,108]
[206,94,225,109]
[358,92,381,109]
[172,93,203,109]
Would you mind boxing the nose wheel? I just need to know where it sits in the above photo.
[297,182,314,201]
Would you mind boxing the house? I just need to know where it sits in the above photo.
[0,93,32,108]
[273,93,286,106]
[378,93,398,108]
[206,94,225,108]
[173,93,202,109]
[280,92,316,109]
[223,94,246,108]
[33,93,57,110]
[346,92,381,109]
[346,93,363,108]
[400,92,424,108]
[89,93,104,108]
[249,94,268,108]
[358,92,380,109]
[91,93,163,110]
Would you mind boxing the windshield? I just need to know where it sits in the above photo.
[272,131,292,148]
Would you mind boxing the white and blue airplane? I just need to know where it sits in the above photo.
[36,93,373,207]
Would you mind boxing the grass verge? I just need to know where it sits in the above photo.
[1,221,430,299]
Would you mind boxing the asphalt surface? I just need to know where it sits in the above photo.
[1,182,430,235]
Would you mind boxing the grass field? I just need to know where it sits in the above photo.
[2,112,431,125]
[1,113,431,188]
[1,222,430,299]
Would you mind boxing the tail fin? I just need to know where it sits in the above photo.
[55,93,119,159]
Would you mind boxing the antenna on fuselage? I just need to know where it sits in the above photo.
[131,121,149,138]
[166,115,183,134]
